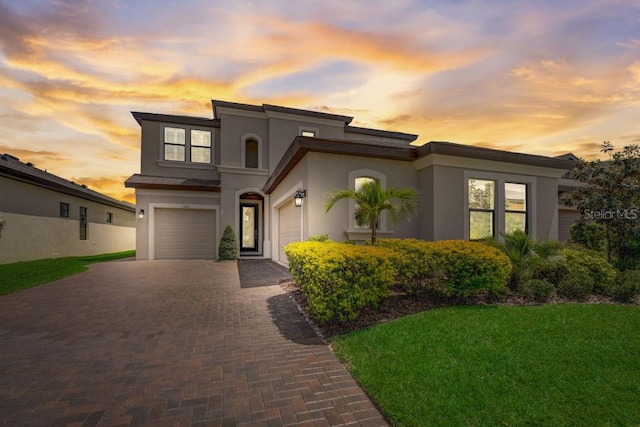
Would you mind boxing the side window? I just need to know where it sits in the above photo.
[106,212,113,223]
[60,202,69,218]
[245,139,259,169]
[164,127,186,161]
[468,179,495,240]
[79,207,88,240]
[354,176,376,230]
[505,182,527,234]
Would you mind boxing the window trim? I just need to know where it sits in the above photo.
[463,171,537,240]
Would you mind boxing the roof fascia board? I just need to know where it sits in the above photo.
[214,106,267,120]
[264,110,351,127]
[414,153,568,178]
[345,125,418,142]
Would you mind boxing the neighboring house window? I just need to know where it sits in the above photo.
[190,130,211,163]
[164,127,186,161]
[468,179,495,240]
[60,202,69,218]
[106,212,113,223]
[79,207,88,240]
[505,182,527,234]
[245,139,259,169]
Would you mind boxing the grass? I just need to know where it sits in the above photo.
[0,250,135,296]
[332,304,640,427]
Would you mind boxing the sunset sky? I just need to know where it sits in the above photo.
[1,0,639,203]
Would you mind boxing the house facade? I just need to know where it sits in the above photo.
[0,154,136,264]
[125,100,575,264]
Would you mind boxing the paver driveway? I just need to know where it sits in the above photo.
[0,260,388,426]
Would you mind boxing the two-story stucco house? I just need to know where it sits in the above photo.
[125,100,575,264]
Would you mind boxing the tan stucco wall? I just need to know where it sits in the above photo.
[302,152,418,242]
[0,212,135,264]
[134,190,221,260]
[219,114,269,168]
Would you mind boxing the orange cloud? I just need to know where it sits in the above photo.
[70,175,135,204]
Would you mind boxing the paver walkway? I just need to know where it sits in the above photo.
[0,260,388,426]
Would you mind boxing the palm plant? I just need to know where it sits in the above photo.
[482,229,562,288]
[325,178,419,245]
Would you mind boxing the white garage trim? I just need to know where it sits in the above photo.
[271,183,304,266]
[148,203,220,260]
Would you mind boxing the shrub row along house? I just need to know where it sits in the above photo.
[0,154,135,264]
[125,100,576,263]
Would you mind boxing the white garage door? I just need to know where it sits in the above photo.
[155,208,217,260]
[278,199,301,264]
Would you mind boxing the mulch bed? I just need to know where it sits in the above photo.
[279,279,638,340]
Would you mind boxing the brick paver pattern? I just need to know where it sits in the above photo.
[0,260,388,426]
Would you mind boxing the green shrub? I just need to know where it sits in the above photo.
[570,220,606,252]
[557,264,594,301]
[218,225,239,260]
[307,234,330,242]
[532,258,567,286]
[285,241,394,324]
[562,248,617,295]
[430,240,511,298]
[609,270,640,303]
[520,279,556,302]
[376,239,440,295]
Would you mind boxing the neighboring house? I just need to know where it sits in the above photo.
[0,154,136,264]
[125,100,576,264]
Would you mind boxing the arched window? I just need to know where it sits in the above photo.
[348,169,387,232]
[245,139,259,169]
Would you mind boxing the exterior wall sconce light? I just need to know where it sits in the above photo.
[294,189,307,207]
[138,209,145,220]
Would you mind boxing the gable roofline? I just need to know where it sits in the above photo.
[0,154,134,212]
[417,141,577,170]
[131,111,220,128]
[212,100,354,124]
[345,125,418,142]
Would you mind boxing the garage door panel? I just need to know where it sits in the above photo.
[278,200,300,264]
[155,208,216,260]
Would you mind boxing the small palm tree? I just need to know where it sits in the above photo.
[325,178,419,245]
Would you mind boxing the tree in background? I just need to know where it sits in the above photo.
[567,142,640,270]
[325,178,419,245]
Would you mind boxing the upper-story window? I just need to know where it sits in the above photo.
[245,139,259,168]
[299,126,319,138]
[163,126,212,164]
[301,130,316,137]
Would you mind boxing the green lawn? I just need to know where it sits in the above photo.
[332,304,640,427]
[0,250,135,296]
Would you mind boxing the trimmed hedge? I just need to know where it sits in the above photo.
[286,239,512,324]
[561,248,617,295]
[285,241,394,324]
[429,240,512,298]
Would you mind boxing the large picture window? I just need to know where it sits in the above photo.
[468,179,495,240]
[505,182,527,234]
